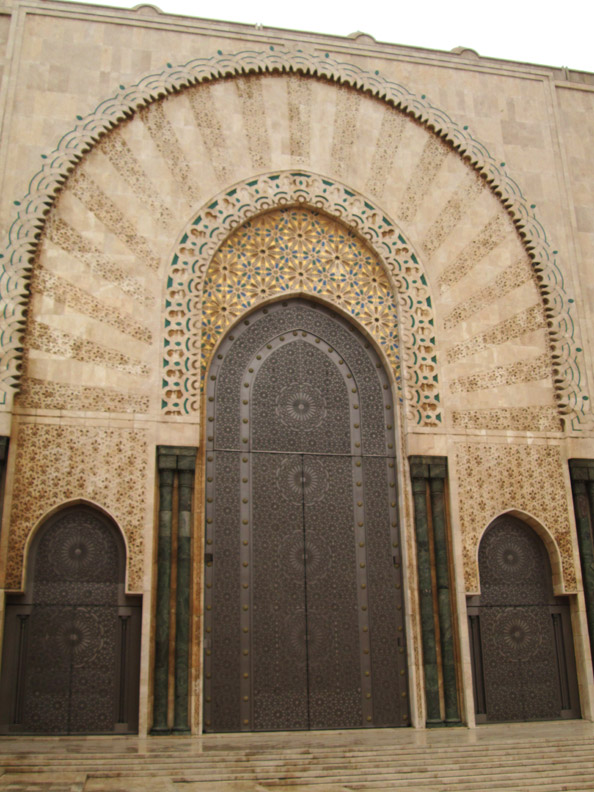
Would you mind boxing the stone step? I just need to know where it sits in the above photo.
[325,783,594,792]
[6,756,594,778]
[2,730,594,792]
[80,762,594,785]
[6,745,593,771]
[81,769,594,792]
[5,739,593,764]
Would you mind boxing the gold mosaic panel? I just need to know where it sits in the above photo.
[5,424,148,592]
[201,208,400,385]
[455,442,577,594]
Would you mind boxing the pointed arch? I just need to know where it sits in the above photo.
[20,498,131,593]
[202,297,409,730]
[0,501,142,734]
[476,508,565,596]
[163,176,438,427]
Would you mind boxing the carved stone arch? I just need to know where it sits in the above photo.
[476,509,565,596]
[163,175,439,427]
[202,288,402,409]
[0,47,585,427]
[20,498,131,594]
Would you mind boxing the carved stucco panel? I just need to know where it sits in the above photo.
[455,442,577,594]
[5,424,148,592]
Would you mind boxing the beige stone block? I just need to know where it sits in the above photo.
[0,773,86,790]
[84,779,176,792]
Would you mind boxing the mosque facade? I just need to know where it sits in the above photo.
[0,0,594,734]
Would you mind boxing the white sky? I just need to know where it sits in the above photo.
[84,0,593,74]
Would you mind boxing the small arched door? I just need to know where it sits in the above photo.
[467,515,580,722]
[0,506,141,734]
[203,299,408,731]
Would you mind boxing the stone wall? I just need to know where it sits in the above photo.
[1,0,594,730]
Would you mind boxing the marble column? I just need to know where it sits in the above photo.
[409,456,461,727]
[0,437,8,542]
[152,446,197,735]
[152,450,175,734]
[173,452,196,733]
[569,459,594,664]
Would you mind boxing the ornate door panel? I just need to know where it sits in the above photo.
[204,299,409,732]
[468,516,580,722]
[0,508,141,734]
[303,454,360,729]
[362,456,407,725]
[206,450,242,731]
[251,452,308,730]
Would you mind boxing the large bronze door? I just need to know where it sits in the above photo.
[468,515,580,722]
[204,300,408,731]
[0,507,141,734]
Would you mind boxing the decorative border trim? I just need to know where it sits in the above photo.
[163,171,439,427]
[0,46,586,426]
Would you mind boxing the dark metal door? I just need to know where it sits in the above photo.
[0,508,141,734]
[204,300,408,731]
[468,515,580,722]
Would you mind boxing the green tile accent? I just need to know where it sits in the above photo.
[429,476,461,725]
[173,468,195,734]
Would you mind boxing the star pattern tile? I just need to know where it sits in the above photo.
[201,208,400,386]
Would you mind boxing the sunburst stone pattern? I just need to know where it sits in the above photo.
[276,457,329,506]
[202,208,400,387]
[496,614,542,660]
[276,383,327,431]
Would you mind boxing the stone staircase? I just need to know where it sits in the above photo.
[1,724,594,790]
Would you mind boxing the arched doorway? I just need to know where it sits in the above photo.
[0,506,141,734]
[467,515,580,722]
[203,299,408,731]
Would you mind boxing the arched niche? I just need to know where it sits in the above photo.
[475,508,565,596]
[0,504,142,734]
[19,498,131,592]
[467,513,580,723]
